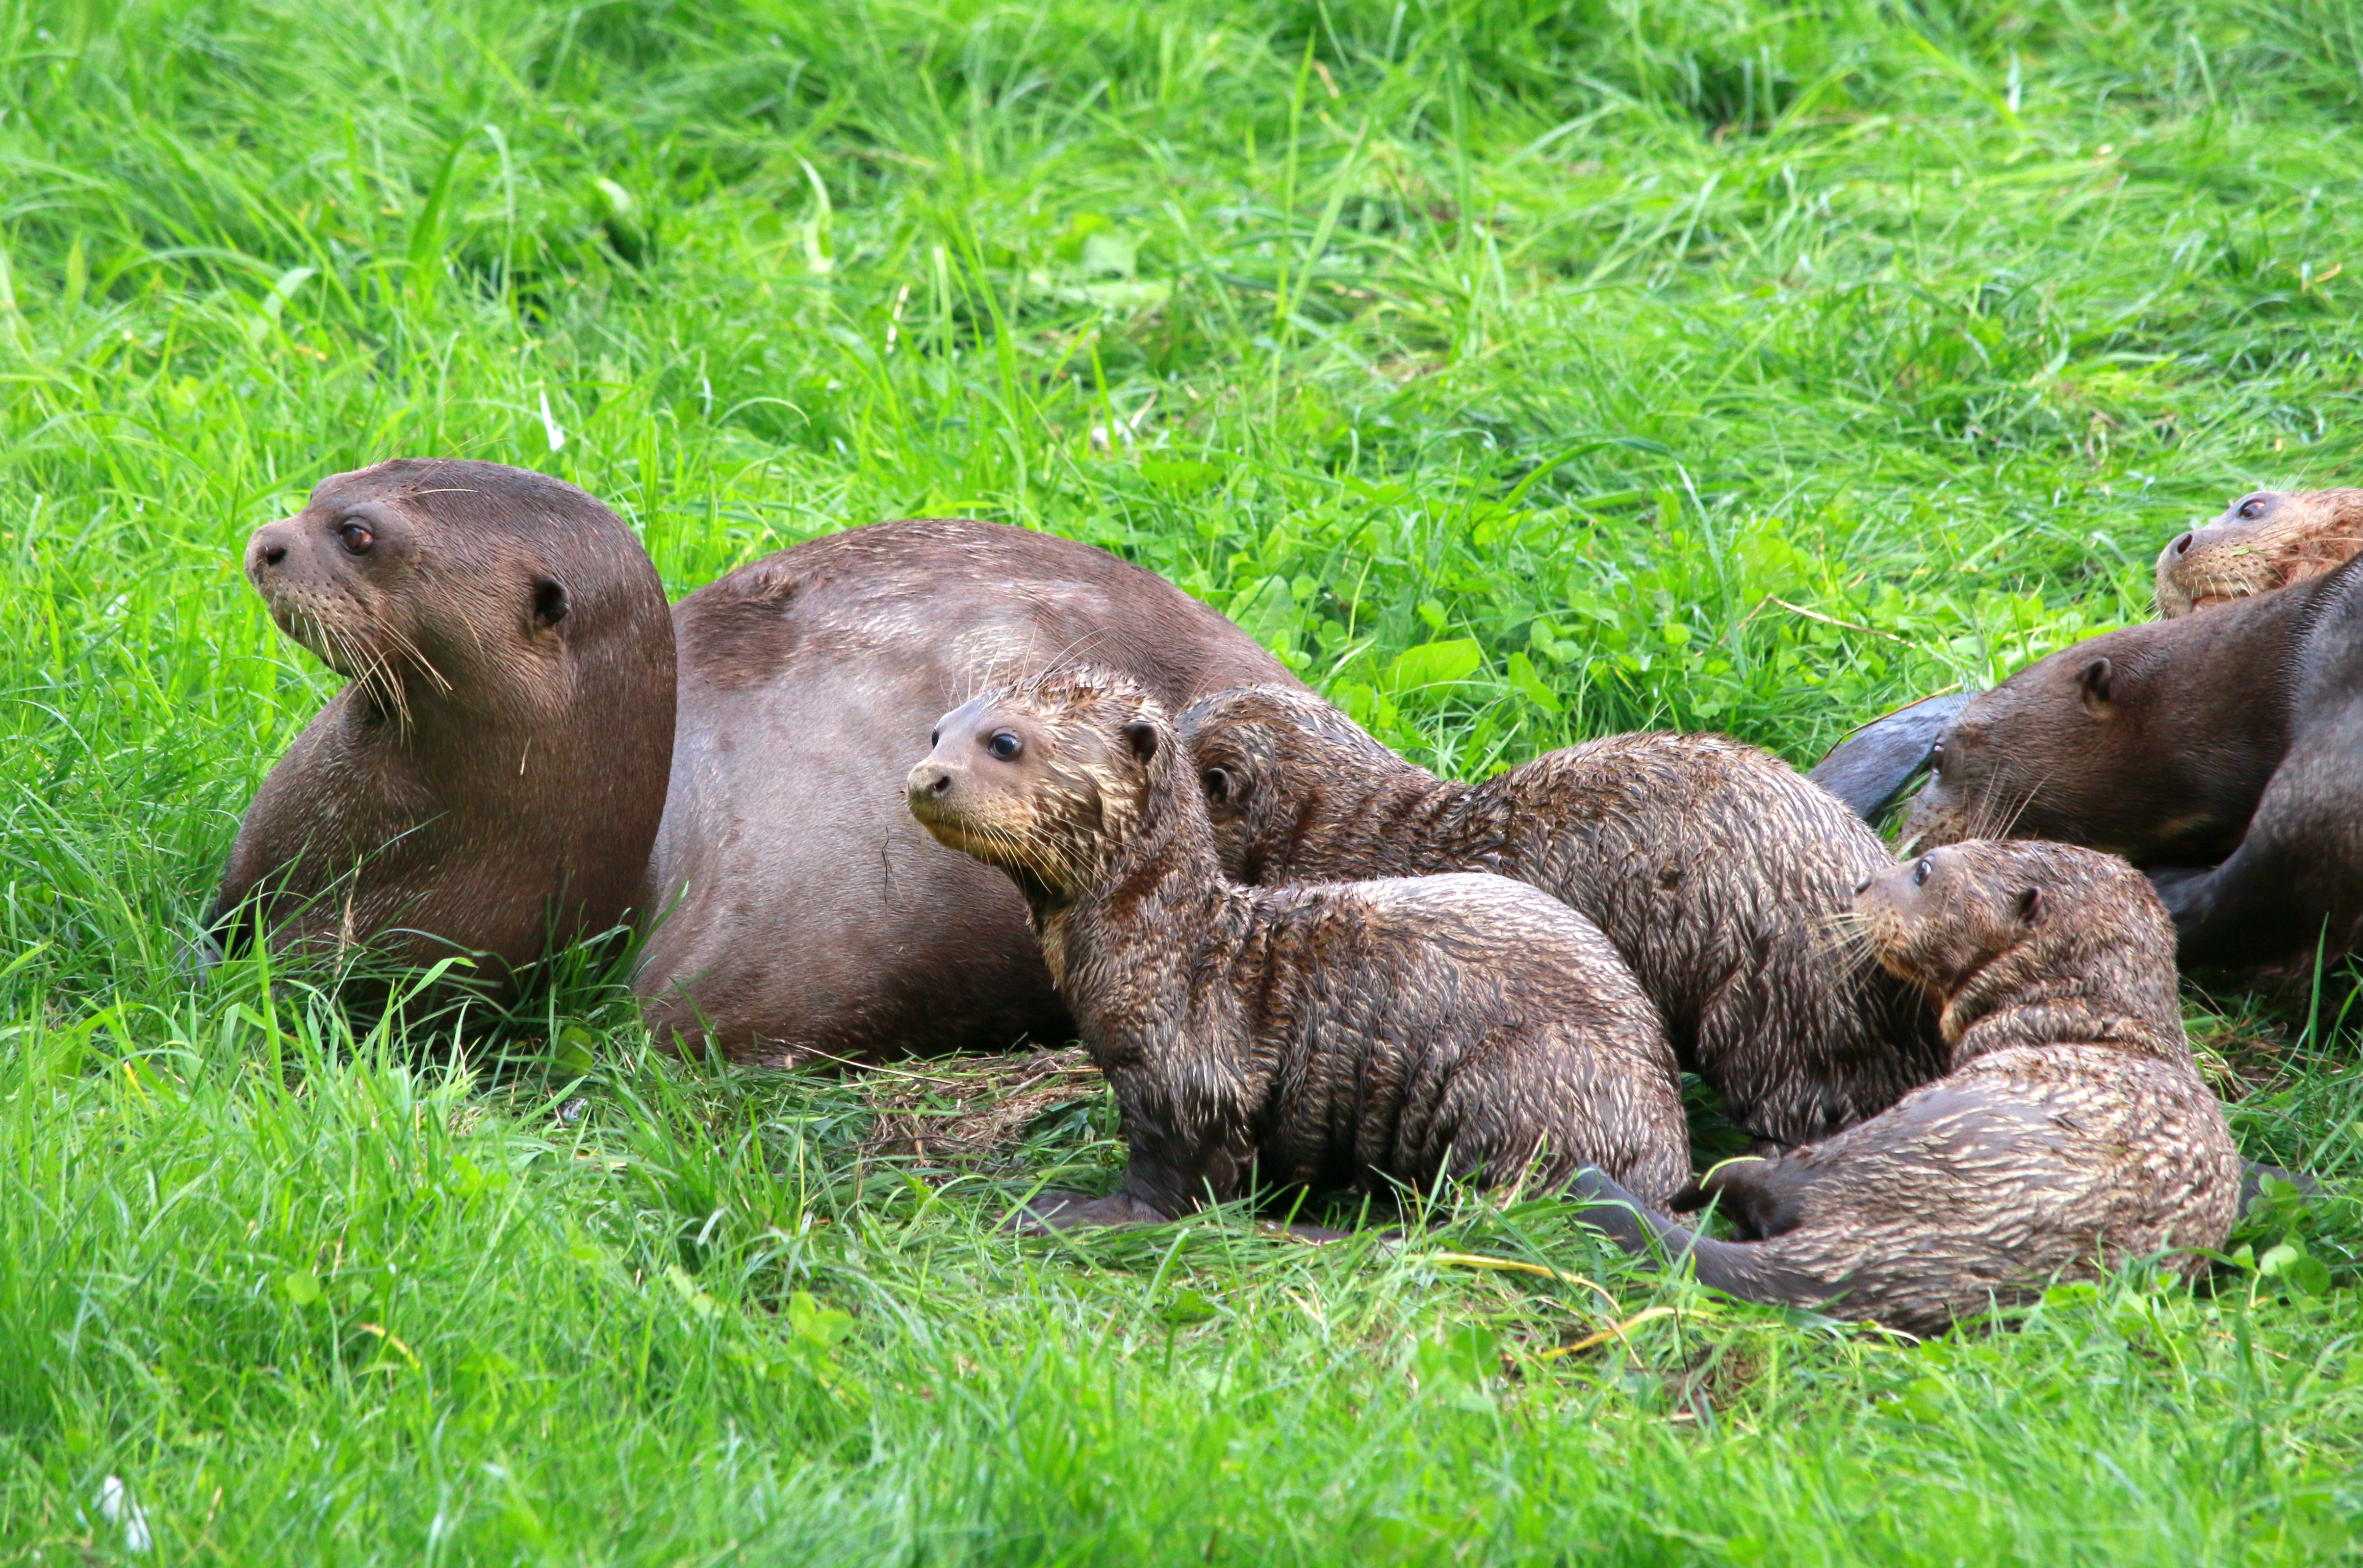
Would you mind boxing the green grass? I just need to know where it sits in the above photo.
[5,0,2363,1560]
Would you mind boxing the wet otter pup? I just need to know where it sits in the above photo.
[1177,688,1945,1149]
[215,460,675,989]
[1569,841,2242,1338]
[2158,489,2363,617]
[905,669,1689,1225]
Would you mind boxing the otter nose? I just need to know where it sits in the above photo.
[2171,531,2194,556]
[250,520,294,569]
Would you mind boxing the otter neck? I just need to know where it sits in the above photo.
[1034,742,1231,1016]
[1248,748,1472,884]
[1939,936,2183,1065]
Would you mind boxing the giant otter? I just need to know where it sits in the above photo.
[1890,553,2363,973]
[904,669,1690,1224]
[1177,687,1946,1148]
[218,461,1295,1055]
[2157,489,2363,617]
[1569,840,2243,1338]
[216,459,675,989]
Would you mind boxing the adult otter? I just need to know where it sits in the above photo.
[905,669,1689,1225]
[638,519,1295,1062]
[1889,553,2363,973]
[2157,489,2363,617]
[220,461,1295,1053]
[214,459,674,990]
[1177,688,1945,1149]
[1812,487,2363,821]
[1570,840,2242,1338]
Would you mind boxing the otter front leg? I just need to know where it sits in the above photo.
[1008,1080,1259,1232]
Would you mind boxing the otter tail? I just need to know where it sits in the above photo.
[1566,1167,1838,1313]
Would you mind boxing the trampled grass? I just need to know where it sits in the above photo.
[3,0,2361,1561]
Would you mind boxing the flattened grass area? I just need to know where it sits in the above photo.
[3,0,2361,1560]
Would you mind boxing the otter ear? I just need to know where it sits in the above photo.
[2016,886,2043,925]
[1122,721,1159,763]
[1201,765,1233,804]
[2075,658,2113,712]
[532,577,569,628]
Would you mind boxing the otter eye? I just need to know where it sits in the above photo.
[338,521,375,555]
[929,729,940,747]
[986,731,1022,761]
[2237,496,2266,520]
[1913,856,1935,886]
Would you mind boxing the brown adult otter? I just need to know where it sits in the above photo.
[214,459,675,990]
[1177,688,1946,1149]
[220,461,1294,1052]
[1569,840,2242,1338]
[904,669,1689,1225]
[2158,489,2363,617]
[636,520,1294,1062]
[1887,552,2363,973]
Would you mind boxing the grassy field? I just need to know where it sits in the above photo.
[5,0,2363,1560]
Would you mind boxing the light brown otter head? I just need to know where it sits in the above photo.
[1853,839,2181,1058]
[244,458,651,726]
[906,669,1172,904]
[1179,685,1405,881]
[2156,488,2363,618]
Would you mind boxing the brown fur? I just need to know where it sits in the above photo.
[213,459,675,990]
[905,669,1689,1225]
[2157,489,2363,617]
[1899,552,2363,972]
[1178,688,1946,1147]
[226,479,1295,1049]
[1572,841,2243,1338]
[638,518,1295,1062]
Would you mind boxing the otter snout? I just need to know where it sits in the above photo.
[245,519,299,583]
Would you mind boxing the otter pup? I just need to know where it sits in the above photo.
[1177,687,1945,1149]
[215,459,675,989]
[904,669,1689,1225]
[2158,489,2363,617]
[1569,841,2243,1338]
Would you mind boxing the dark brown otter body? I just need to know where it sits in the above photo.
[1572,841,2242,1338]
[223,469,1295,1050]
[1892,553,2363,973]
[1178,688,1945,1148]
[2158,489,2363,617]
[639,520,1294,1062]
[905,670,1688,1224]
[214,459,675,990]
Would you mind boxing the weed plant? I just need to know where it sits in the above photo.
[1,0,2360,1561]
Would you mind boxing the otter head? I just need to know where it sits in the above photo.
[1853,839,2176,1048]
[1893,625,2199,861]
[243,458,633,725]
[2156,488,2363,617]
[1179,685,1397,882]
[907,669,1173,903]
